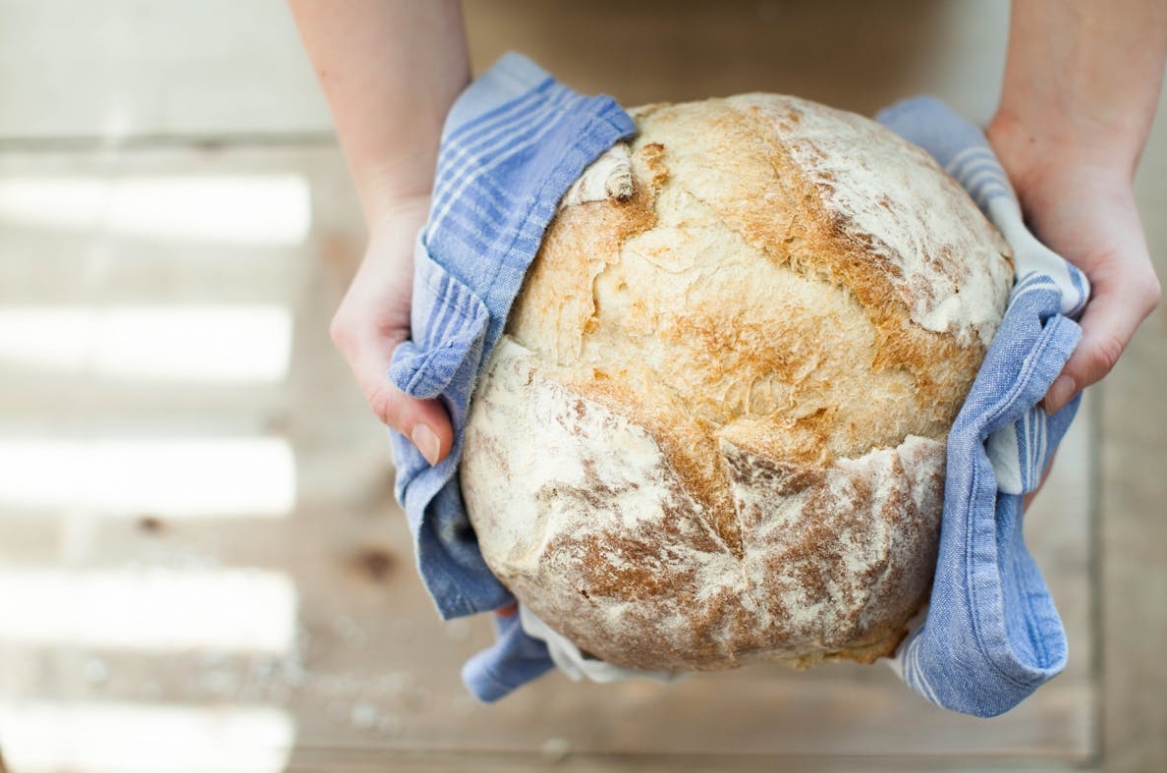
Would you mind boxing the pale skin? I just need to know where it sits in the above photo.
[289,1,1164,475]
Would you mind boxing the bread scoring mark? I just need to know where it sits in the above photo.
[719,101,1002,418]
[729,94,1013,348]
[571,376,745,560]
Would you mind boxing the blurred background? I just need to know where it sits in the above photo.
[0,1,1163,771]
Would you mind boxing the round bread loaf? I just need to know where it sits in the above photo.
[461,94,1013,672]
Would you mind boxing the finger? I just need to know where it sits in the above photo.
[332,317,454,466]
[1043,264,1160,414]
[368,379,454,467]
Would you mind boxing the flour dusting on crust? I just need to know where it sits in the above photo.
[728,94,1012,347]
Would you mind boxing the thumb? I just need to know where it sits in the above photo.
[333,320,454,466]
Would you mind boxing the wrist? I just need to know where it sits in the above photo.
[994,0,1167,184]
[366,192,431,240]
[359,165,435,227]
[985,109,1139,202]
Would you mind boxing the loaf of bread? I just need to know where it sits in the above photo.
[460,94,1013,672]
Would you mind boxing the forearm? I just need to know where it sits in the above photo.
[288,0,470,224]
[987,0,1165,416]
[994,0,1167,175]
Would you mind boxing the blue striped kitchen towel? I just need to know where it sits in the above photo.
[388,52,1088,715]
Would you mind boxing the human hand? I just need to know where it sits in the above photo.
[986,117,1162,415]
[330,196,453,466]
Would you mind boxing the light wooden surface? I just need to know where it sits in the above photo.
[0,1,1163,771]
[0,143,1096,772]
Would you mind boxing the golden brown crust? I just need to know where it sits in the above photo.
[462,94,1012,672]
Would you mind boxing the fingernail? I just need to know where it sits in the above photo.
[411,424,441,466]
[1044,375,1076,414]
